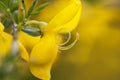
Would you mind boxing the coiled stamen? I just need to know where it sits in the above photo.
[59,32,79,50]
[59,31,71,46]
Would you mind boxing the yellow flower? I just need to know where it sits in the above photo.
[20,0,82,80]
[0,22,12,57]
[0,22,29,61]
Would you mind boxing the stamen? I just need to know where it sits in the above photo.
[59,31,71,46]
[59,32,79,50]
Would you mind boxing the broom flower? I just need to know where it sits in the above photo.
[21,0,82,80]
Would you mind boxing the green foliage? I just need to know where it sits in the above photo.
[25,0,48,18]
[0,0,20,29]
[0,0,20,12]
[26,0,38,19]
[31,2,49,15]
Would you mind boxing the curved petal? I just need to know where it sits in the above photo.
[45,0,81,33]
[18,31,40,52]
[0,32,12,66]
[33,0,73,22]
[0,22,12,58]
[0,32,12,56]
[23,0,81,33]
[30,62,52,80]
[29,33,58,80]
[55,7,81,33]
[18,42,29,61]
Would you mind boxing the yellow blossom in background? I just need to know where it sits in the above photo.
[0,22,29,61]
[0,22,12,58]
[53,1,120,80]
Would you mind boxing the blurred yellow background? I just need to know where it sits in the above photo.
[52,0,120,80]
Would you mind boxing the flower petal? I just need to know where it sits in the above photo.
[45,0,81,33]
[18,42,29,61]
[0,22,12,58]
[55,7,81,33]
[33,0,73,22]
[29,33,58,80]
[18,31,40,52]
[30,62,52,80]
[0,32,12,56]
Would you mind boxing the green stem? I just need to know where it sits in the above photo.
[7,8,18,56]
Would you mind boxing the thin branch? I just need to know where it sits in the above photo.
[7,8,18,56]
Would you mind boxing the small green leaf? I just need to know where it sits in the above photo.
[31,11,41,15]
[21,0,26,14]
[26,0,38,19]
[31,2,49,15]
[35,2,49,11]
[0,1,7,9]
[0,0,19,12]
[11,0,19,12]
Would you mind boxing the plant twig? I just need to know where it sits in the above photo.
[7,8,18,56]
